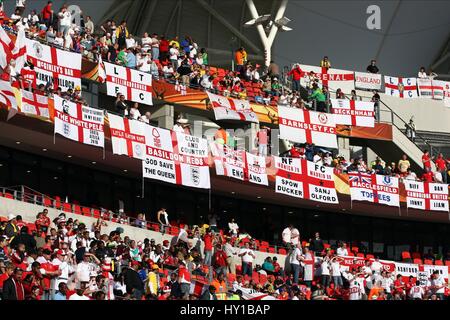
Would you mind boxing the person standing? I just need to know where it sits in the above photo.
[223,237,237,275]
[300,247,314,288]
[289,243,302,285]
[366,60,379,74]
[157,208,169,234]
[288,63,303,92]
[405,117,416,142]
[434,153,448,184]
[238,242,255,277]
[2,267,25,300]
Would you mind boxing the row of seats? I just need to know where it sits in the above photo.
[402,251,449,266]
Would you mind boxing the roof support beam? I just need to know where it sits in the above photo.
[195,0,261,53]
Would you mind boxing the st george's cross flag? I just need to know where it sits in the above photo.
[210,142,246,181]
[348,172,399,207]
[277,105,337,148]
[330,99,375,127]
[0,80,19,110]
[384,76,418,98]
[143,125,210,189]
[245,152,268,186]
[108,112,147,159]
[104,62,153,105]
[417,78,444,100]
[25,39,82,92]
[273,156,338,204]
[404,180,449,212]
[206,91,258,123]
[0,24,14,69]
[54,95,104,148]
[298,64,355,94]
[20,89,49,118]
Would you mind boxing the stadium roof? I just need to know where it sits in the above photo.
[6,0,450,76]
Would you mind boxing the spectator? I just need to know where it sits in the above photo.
[422,167,435,182]
[434,153,448,183]
[268,60,280,79]
[336,243,348,256]
[372,159,385,175]
[366,60,379,73]
[398,154,410,177]
[203,229,214,266]
[200,285,217,300]
[405,117,416,142]
[308,83,326,112]
[238,242,255,277]
[223,237,237,275]
[115,93,128,117]
[9,226,36,252]
[2,267,25,300]
[404,168,418,181]
[287,63,303,92]
[320,56,331,70]
[84,16,94,34]
[235,47,247,76]
[126,48,137,69]
[212,244,228,277]
[116,21,129,49]
[422,150,432,171]
[228,218,239,236]
[309,232,324,255]
[281,225,292,247]
[418,67,427,79]
[289,243,302,284]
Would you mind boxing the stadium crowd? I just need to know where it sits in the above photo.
[0,209,448,301]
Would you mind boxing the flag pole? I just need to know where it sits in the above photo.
[208,188,211,211]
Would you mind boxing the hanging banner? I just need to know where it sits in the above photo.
[404,180,449,212]
[210,142,245,181]
[206,91,258,123]
[278,105,337,148]
[53,96,104,147]
[330,99,375,127]
[354,72,382,90]
[443,81,450,108]
[0,80,19,110]
[298,64,355,94]
[143,126,210,189]
[108,112,146,159]
[384,76,418,98]
[245,152,268,186]
[417,78,444,100]
[20,90,49,118]
[104,62,153,106]
[25,39,82,92]
[348,172,400,207]
[274,156,304,198]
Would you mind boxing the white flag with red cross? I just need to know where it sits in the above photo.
[298,64,355,94]
[210,142,245,181]
[384,76,418,98]
[54,95,104,148]
[417,78,444,100]
[143,125,210,189]
[0,25,14,69]
[0,80,19,110]
[330,99,375,127]
[206,91,258,123]
[20,89,49,118]
[404,180,449,212]
[245,152,268,186]
[277,106,337,148]
[108,112,146,159]
[274,156,338,204]
[348,172,400,207]
[12,28,26,73]
[25,39,82,92]
[104,62,153,106]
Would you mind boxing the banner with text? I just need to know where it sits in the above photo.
[245,152,268,186]
[54,96,104,148]
[404,180,449,212]
[384,76,418,98]
[108,112,147,159]
[26,39,81,92]
[330,99,375,127]
[417,78,444,100]
[348,172,400,207]
[298,64,355,94]
[210,142,246,181]
[207,91,258,123]
[354,72,382,90]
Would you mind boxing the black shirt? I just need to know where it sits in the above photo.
[366,65,379,74]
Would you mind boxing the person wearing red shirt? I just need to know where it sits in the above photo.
[434,153,448,184]
[290,145,301,158]
[422,167,434,183]
[0,262,14,291]
[20,63,37,90]
[159,36,170,62]
[422,150,431,171]
[203,229,214,266]
[287,63,303,92]
[41,1,54,27]
[212,244,228,277]
[177,260,191,300]
[393,274,406,298]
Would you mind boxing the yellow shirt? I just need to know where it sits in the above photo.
[398,159,410,173]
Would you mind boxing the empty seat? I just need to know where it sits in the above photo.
[401,251,411,261]
[82,207,91,216]
[413,258,423,265]
[423,259,433,265]
[43,196,52,207]
[260,241,269,247]
[4,192,14,199]
[366,254,375,259]
[357,253,365,258]
[445,261,450,267]
[411,252,421,260]
[351,246,359,253]
[434,260,443,266]
[73,205,82,215]
[92,209,101,218]
[268,247,275,253]
[347,252,355,257]
[62,203,72,213]
[278,248,287,255]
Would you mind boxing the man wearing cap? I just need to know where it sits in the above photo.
[123,260,144,299]
[52,249,74,295]
[2,267,25,300]
[5,214,18,240]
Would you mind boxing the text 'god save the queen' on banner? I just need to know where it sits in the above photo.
[108,112,146,159]
[25,39,82,92]
[143,125,210,189]
[104,62,153,106]
[277,106,337,149]
[53,95,104,148]
[206,91,259,123]
[210,142,246,181]
[274,157,338,204]
[348,172,399,207]
[404,180,449,212]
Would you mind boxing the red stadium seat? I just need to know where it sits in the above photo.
[401,251,411,261]
[43,196,52,207]
[366,254,375,259]
[347,252,355,257]
[434,260,443,266]
[252,271,259,284]
[357,253,365,258]
[413,258,423,265]
[73,205,82,215]
[4,192,14,199]
[82,207,91,216]
[351,246,359,253]
[323,243,331,249]
[63,203,72,213]
[259,274,268,285]
[54,196,62,209]
[260,241,269,247]
[92,209,101,219]
[227,273,236,283]
[445,261,450,267]
[423,259,433,265]
[268,247,275,253]
[278,248,287,255]
[411,252,421,260]
[0,217,8,222]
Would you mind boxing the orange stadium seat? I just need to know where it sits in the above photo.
[82,207,91,216]
[73,205,82,215]
[401,251,411,261]
[434,260,443,266]
[63,203,72,213]
[423,259,433,265]
[445,261,450,267]
[413,258,423,265]
[366,254,375,259]
[278,248,287,255]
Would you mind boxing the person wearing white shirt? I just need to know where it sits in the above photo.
[336,243,349,256]
[228,218,239,236]
[69,290,90,300]
[52,250,74,291]
[125,36,136,49]
[330,256,343,288]
[430,271,445,299]
[169,45,179,69]
[321,253,332,288]
[54,32,64,47]
[129,103,141,120]
[370,257,383,275]
[76,253,99,283]
[313,152,323,165]
[176,225,189,245]
[141,32,152,49]
[173,119,186,133]
[58,6,72,37]
[238,242,255,277]
[137,53,151,72]
[289,244,302,284]
[409,281,425,300]
[281,225,292,246]
[343,270,363,300]
[223,238,237,275]
[139,111,152,124]
[418,67,427,79]
[290,227,300,246]
[380,271,394,298]
[163,64,174,78]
